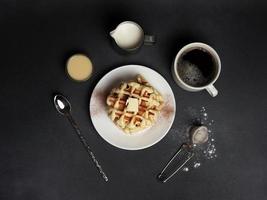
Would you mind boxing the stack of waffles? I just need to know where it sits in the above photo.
[106,75,164,133]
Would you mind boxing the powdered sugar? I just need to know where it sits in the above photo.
[193,162,201,168]
[183,167,189,172]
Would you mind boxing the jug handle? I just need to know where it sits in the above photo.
[144,35,156,45]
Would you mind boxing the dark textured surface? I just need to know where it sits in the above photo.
[1,0,267,199]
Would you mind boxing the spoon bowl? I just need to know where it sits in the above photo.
[53,94,71,115]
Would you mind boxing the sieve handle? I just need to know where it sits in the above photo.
[158,144,194,183]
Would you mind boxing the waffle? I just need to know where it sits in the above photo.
[106,75,164,133]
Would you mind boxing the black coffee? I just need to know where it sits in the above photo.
[177,49,216,87]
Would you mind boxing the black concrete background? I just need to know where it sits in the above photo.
[1,0,267,199]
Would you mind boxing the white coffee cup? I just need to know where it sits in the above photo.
[172,42,221,97]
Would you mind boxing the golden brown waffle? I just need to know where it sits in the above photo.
[106,75,164,133]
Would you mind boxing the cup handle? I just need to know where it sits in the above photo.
[206,84,218,97]
[144,35,156,45]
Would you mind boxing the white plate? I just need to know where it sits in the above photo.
[90,65,176,150]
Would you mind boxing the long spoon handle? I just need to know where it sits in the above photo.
[66,113,108,182]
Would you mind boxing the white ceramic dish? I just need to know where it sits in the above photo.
[90,65,176,150]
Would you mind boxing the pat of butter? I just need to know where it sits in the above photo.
[126,98,139,113]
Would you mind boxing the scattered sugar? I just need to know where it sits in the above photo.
[183,167,189,172]
[194,162,201,168]
[204,142,217,159]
